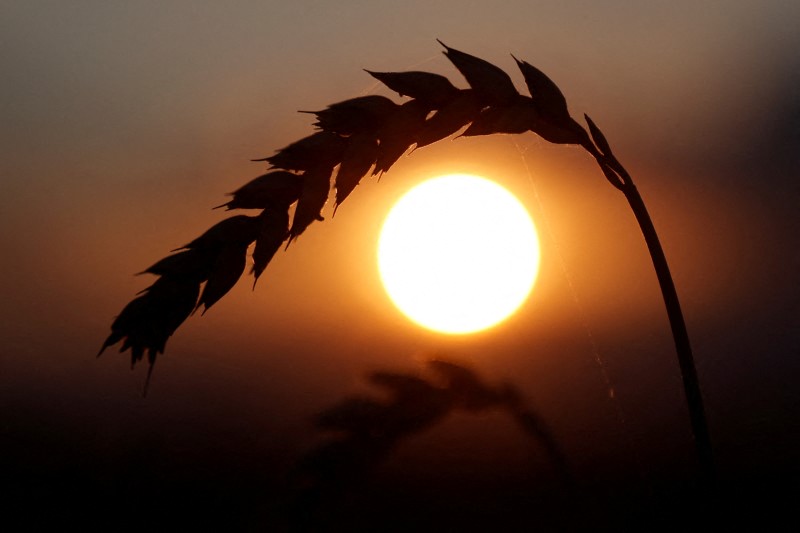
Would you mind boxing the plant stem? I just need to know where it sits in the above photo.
[621,180,715,485]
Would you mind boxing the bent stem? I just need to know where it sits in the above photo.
[582,111,715,485]
[624,182,715,485]
[607,162,715,486]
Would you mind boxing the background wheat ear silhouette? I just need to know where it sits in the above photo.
[100,41,714,483]
[288,357,572,530]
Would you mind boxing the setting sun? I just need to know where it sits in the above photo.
[377,174,541,334]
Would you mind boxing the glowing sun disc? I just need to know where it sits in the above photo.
[378,174,541,334]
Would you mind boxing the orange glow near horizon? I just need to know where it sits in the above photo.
[377,174,541,334]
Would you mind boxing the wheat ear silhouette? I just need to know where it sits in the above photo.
[290,358,572,529]
[99,41,714,482]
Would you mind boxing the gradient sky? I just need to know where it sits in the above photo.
[2,1,798,530]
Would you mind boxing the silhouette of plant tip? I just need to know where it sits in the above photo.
[584,113,613,158]
[511,54,569,118]
[366,69,459,107]
[439,40,518,106]
[214,170,302,212]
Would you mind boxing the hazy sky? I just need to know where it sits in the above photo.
[2,1,798,530]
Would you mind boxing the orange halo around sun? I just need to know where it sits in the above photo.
[377,174,541,334]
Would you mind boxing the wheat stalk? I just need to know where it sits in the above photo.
[99,41,714,482]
